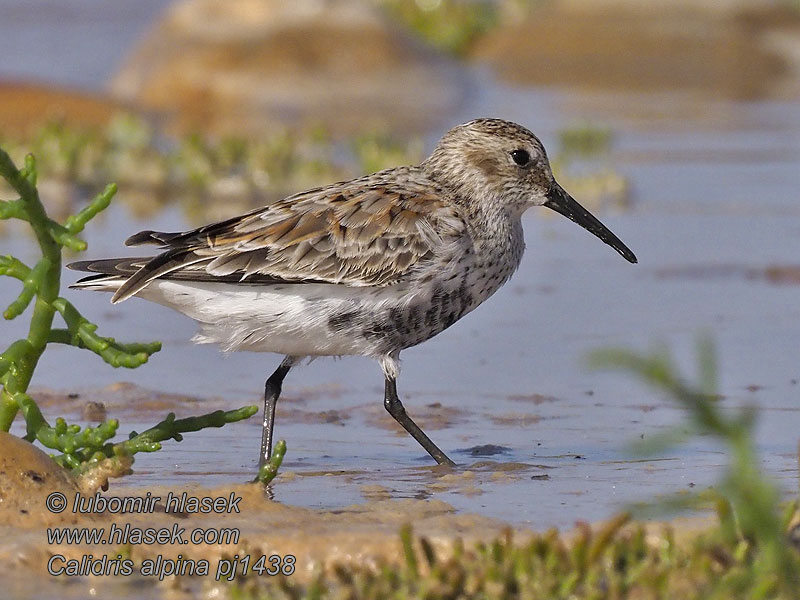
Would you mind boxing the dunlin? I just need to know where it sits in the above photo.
[70,118,637,468]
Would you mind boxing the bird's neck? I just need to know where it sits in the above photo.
[464,199,526,280]
[423,163,526,279]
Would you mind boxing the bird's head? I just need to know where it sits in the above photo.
[424,118,637,264]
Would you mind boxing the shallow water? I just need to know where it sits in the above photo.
[4,81,799,530]
[2,2,800,533]
[0,0,169,89]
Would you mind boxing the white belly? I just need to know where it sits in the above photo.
[141,280,413,357]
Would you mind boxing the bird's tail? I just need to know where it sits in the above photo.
[69,274,127,294]
[67,258,148,296]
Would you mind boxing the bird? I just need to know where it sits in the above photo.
[69,118,637,468]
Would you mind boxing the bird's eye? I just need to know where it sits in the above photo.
[510,149,530,167]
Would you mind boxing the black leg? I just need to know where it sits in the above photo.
[384,377,456,467]
[259,357,293,468]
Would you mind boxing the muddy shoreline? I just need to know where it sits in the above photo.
[1,429,720,599]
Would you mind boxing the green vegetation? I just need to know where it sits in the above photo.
[0,146,265,485]
[0,115,427,226]
[257,439,287,486]
[230,511,799,599]
[558,122,614,159]
[551,121,630,212]
[351,130,424,174]
[1,116,345,209]
[377,0,553,56]
[0,116,631,230]
[379,0,501,55]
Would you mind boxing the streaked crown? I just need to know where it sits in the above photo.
[422,118,554,212]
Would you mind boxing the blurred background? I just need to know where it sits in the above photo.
[1,0,800,528]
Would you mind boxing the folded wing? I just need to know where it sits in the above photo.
[70,170,464,303]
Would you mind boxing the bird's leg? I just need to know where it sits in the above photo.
[384,377,456,467]
[259,356,295,468]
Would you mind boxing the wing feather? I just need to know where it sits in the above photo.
[77,167,465,303]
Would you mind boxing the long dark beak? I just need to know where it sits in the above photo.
[544,182,637,264]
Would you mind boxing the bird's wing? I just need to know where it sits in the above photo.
[85,170,465,303]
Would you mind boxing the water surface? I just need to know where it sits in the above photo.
[1,3,799,531]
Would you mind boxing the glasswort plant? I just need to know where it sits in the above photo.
[0,146,278,484]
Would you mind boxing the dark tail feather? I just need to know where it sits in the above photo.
[69,273,124,293]
[110,250,207,304]
[68,257,150,275]
[125,230,182,247]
